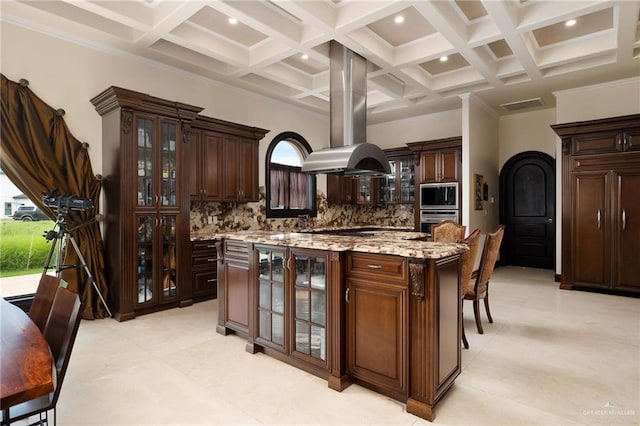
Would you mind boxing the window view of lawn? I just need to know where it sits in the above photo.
[0,218,58,296]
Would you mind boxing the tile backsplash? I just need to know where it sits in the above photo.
[190,187,414,235]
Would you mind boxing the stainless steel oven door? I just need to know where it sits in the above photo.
[420,210,459,234]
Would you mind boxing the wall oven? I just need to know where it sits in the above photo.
[420,182,458,210]
[420,210,459,234]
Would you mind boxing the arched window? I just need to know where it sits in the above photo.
[265,132,317,219]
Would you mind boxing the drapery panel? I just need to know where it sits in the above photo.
[270,163,289,209]
[289,166,307,209]
[1,74,108,319]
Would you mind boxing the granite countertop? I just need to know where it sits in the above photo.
[193,229,466,260]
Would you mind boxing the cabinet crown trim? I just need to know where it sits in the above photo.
[406,136,462,154]
[551,114,640,138]
[90,86,203,120]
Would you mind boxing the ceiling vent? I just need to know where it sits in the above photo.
[500,97,544,112]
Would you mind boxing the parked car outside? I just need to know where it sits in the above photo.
[12,206,50,221]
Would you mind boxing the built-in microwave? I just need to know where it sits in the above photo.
[419,182,458,210]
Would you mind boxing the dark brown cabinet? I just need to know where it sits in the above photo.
[553,114,640,294]
[91,86,202,321]
[572,127,639,155]
[187,130,222,201]
[346,252,408,400]
[327,175,357,205]
[378,148,416,204]
[191,240,217,300]
[407,137,461,184]
[187,116,268,203]
[217,239,252,337]
[250,245,332,375]
[222,136,260,202]
[327,148,416,206]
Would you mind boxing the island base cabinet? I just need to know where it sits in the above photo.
[406,256,461,422]
[217,240,251,337]
[346,252,409,401]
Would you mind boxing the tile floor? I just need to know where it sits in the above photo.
[17,266,640,425]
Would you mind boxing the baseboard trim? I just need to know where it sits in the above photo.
[554,274,561,283]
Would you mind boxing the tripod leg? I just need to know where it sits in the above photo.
[42,235,58,274]
[67,235,113,318]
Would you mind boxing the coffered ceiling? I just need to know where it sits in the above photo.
[2,0,639,124]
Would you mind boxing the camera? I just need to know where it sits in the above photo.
[42,190,94,212]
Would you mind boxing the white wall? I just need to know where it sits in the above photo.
[554,77,640,123]
[498,108,557,170]
[0,22,329,190]
[552,77,640,276]
[367,109,462,148]
[461,94,499,234]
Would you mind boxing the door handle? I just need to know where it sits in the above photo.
[546,218,553,223]
[345,288,350,303]
[597,210,601,229]
[622,209,626,230]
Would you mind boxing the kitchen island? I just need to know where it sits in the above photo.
[209,230,466,421]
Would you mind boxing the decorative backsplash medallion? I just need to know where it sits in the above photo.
[190,187,414,237]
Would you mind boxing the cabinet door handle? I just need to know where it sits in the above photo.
[207,278,216,283]
[622,209,626,230]
[206,244,216,249]
[207,258,216,262]
[597,209,601,229]
[617,135,622,146]
[367,264,383,269]
[345,288,350,303]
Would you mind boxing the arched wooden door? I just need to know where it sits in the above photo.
[499,151,555,269]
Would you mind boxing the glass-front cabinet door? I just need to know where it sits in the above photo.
[160,214,178,301]
[399,157,415,203]
[136,215,154,305]
[379,160,397,203]
[136,117,154,207]
[257,247,287,350]
[379,156,415,204]
[136,117,179,208]
[161,121,178,207]
[291,250,327,365]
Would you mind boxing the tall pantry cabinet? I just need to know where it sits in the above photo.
[552,114,640,294]
[91,87,203,321]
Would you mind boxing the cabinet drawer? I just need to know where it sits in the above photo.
[193,270,217,298]
[224,240,249,259]
[193,255,218,268]
[347,253,407,283]
[192,240,218,253]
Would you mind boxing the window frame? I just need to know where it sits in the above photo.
[265,132,317,219]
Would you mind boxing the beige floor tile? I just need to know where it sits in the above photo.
[12,266,638,425]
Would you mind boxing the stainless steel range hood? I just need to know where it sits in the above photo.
[301,41,390,175]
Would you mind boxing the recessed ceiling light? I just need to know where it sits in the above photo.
[301,54,309,60]
[228,17,238,25]
[440,56,448,62]
[394,15,405,24]
[565,19,576,27]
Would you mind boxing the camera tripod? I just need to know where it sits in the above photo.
[43,212,112,317]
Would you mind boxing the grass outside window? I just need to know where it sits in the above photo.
[0,218,57,277]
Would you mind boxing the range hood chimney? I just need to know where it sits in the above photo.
[301,41,391,175]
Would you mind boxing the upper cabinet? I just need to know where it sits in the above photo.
[188,115,268,203]
[407,137,461,184]
[326,147,416,206]
[327,175,357,205]
[378,147,415,204]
